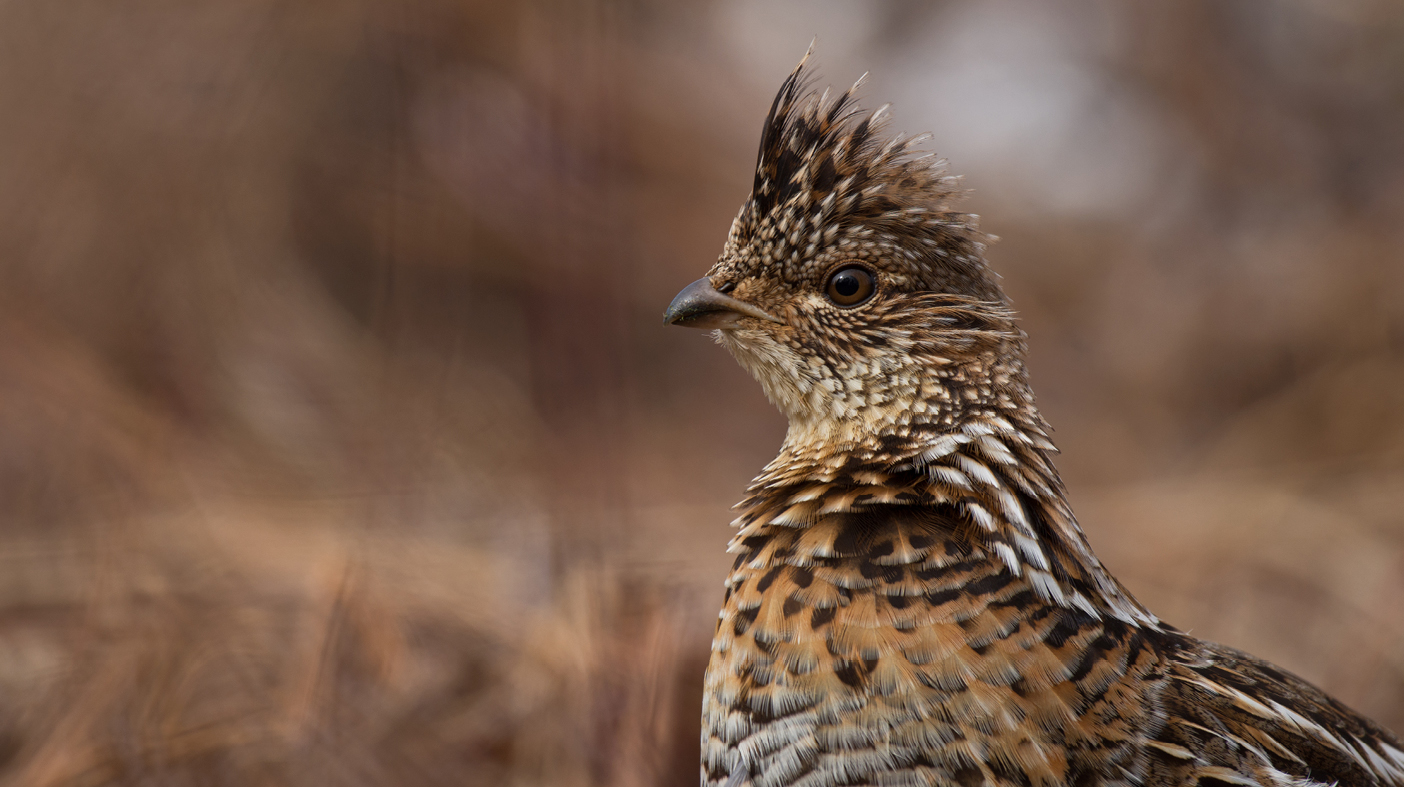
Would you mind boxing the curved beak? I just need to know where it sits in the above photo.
[662,278,785,329]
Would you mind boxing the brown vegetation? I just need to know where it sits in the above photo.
[0,1,1399,784]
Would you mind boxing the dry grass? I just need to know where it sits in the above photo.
[0,1,1400,784]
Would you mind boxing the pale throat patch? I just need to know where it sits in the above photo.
[714,324,933,443]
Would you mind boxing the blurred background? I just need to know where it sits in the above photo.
[0,0,1402,783]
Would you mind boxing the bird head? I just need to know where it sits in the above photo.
[665,61,1036,462]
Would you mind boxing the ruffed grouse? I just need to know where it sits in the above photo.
[664,60,1404,787]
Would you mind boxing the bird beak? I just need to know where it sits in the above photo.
[663,278,785,329]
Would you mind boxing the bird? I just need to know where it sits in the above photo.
[663,56,1404,787]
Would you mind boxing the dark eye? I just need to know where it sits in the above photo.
[825,265,876,307]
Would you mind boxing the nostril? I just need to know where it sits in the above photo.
[717,280,737,294]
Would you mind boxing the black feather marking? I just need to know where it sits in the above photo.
[733,606,759,636]
[836,661,864,687]
[756,565,784,593]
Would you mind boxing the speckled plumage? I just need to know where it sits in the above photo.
[674,57,1404,787]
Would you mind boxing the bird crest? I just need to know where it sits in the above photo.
[728,53,997,302]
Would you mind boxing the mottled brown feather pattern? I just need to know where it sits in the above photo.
[685,55,1404,786]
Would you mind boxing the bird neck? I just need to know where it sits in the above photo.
[733,401,1157,627]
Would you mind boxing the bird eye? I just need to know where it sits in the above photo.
[825,265,875,307]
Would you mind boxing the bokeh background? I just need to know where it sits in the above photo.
[0,0,1402,784]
